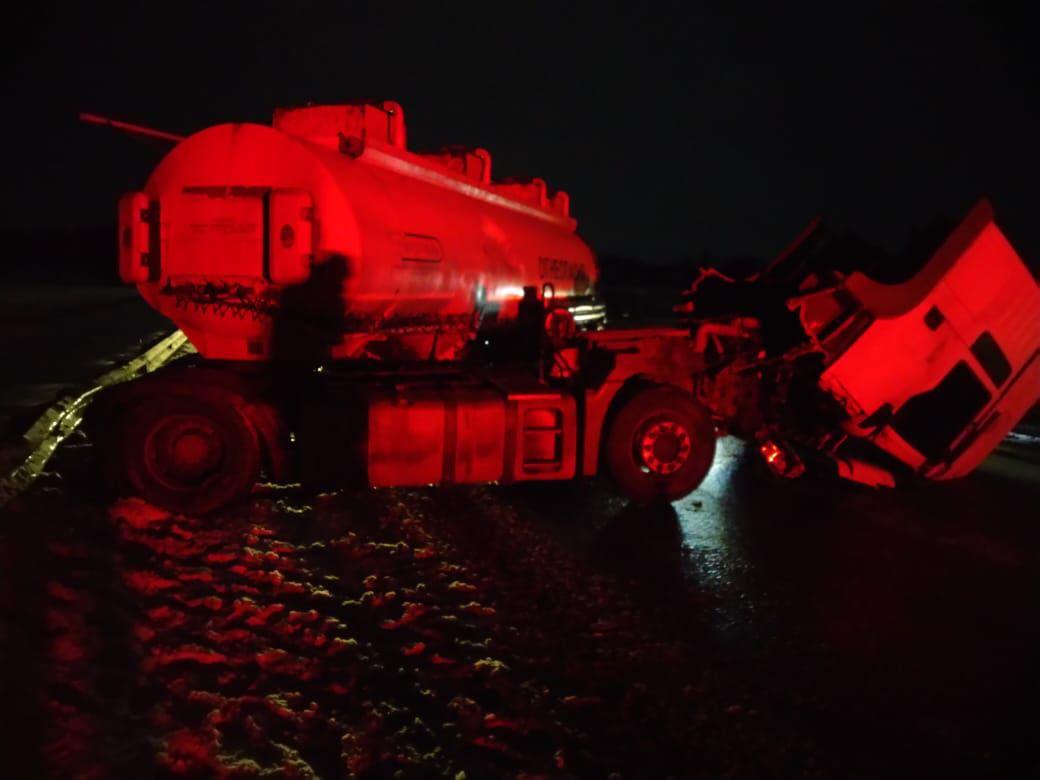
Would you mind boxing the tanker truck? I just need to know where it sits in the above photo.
[85,102,1040,515]
[104,100,604,362]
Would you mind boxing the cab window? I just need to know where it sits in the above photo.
[970,331,1012,387]
[891,362,991,460]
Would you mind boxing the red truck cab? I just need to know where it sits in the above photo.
[792,200,1040,480]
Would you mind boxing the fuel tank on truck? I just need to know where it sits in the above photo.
[118,100,601,361]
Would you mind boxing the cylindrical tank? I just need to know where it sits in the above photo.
[119,101,599,361]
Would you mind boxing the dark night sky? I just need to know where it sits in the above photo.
[1,1,1037,264]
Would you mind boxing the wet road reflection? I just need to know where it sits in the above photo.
[517,434,1040,776]
[675,438,753,595]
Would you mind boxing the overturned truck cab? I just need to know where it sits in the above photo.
[684,199,1040,487]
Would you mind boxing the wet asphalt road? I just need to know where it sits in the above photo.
[1,429,1038,778]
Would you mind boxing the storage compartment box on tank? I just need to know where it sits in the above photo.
[367,385,506,487]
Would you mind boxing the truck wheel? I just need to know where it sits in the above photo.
[114,393,261,515]
[604,386,716,504]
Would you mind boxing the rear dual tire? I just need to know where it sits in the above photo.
[111,392,261,515]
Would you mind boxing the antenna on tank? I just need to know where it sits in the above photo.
[79,112,186,143]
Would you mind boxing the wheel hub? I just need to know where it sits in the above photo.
[638,420,692,475]
[144,414,224,488]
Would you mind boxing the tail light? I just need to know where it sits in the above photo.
[759,439,806,478]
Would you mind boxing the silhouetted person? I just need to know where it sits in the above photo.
[271,255,350,364]
[516,285,546,365]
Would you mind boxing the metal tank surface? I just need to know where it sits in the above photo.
[117,100,600,361]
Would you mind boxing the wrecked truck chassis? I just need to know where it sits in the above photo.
[90,327,718,514]
[90,200,1039,513]
[684,198,1040,487]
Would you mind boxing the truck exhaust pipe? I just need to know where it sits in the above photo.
[79,112,186,144]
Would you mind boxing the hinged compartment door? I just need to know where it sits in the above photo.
[161,191,264,279]
[118,191,153,283]
[268,189,314,284]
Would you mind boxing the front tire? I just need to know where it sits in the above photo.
[604,386,716,504]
